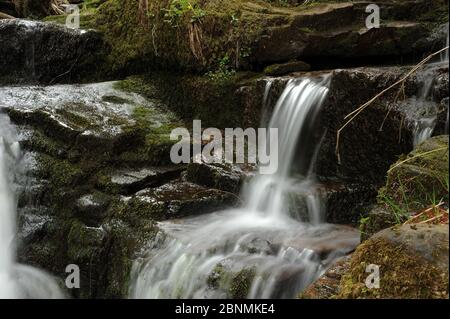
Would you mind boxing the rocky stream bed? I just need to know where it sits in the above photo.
[0,0,448,299]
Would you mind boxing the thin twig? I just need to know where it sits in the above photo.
[417,213,447,225]
[403,201,444,224]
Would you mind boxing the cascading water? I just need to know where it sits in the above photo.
[0,112,63,299]
[412,28,449,146]
[129,76,359,299]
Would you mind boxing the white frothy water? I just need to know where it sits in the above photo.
[0,113,64,299]
[129,76,359,299]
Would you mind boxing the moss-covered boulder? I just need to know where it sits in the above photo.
[3,81,183,165]
[381,135,449,213]
[361,135,449,239]
[338,224,449,299]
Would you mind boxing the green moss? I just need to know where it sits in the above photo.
[67,219,104,261]
[115,71,259,129]
[23,129,67,158]
[338,237,449,299]
[229,267,256,299]
[379,136,449,215]
[36,154,84,188]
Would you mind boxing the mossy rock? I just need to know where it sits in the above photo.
[114,72,260,129]
[379,135,449,214]
[71,0,448,74]
[207,263,256,298]
[338,224,449,299]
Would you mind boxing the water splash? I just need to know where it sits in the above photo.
[129,76,359,299]
[0,113,63,299]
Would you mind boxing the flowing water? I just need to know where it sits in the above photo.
[412,30,449,146]
[129,76,360,299]
[0,113,63,298]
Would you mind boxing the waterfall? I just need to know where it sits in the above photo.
[129,76,359,299]
[412,27,449,146]
[0,113,63,299]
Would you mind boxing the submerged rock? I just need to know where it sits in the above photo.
[338,224,449,299]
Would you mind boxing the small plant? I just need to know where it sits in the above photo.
[206,54,236,82]
[162,0,206,26]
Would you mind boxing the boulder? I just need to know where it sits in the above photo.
[338,224,449,299]
[3,81,183,165]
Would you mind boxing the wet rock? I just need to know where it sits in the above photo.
[207,263,256,299]
[0,19,108,84]
[17,206,53,244]
[185,163,244,194]
[299,255,351,299]
[100,166,184,195]
[435,97,449,135]
[322,181,378,225]
[338,224,449,299]
[3,82,183,164]
[287,179,377,225]
[12,0,51,18]
[75,192,111,226]
[316,64,448,183]
[0,1,17,17]
[123,181,239,221]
